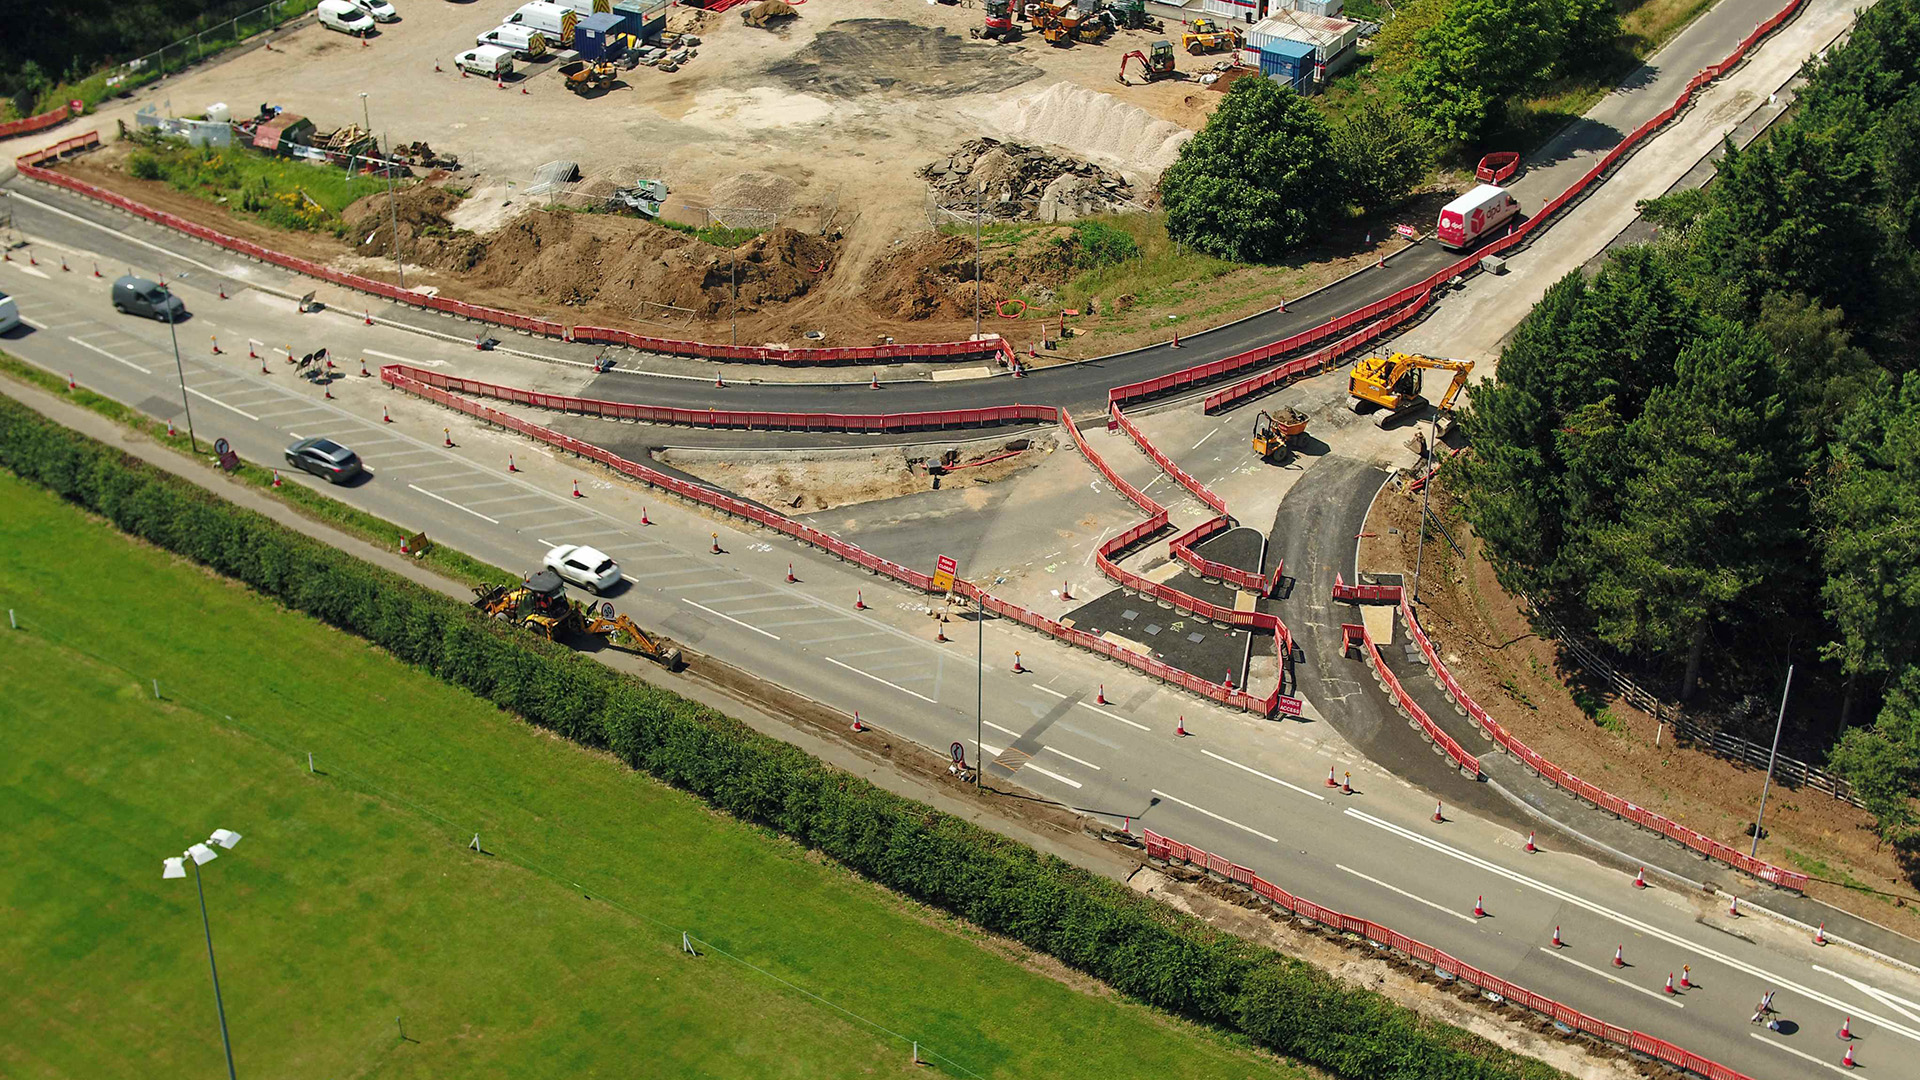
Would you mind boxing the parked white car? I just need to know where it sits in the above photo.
[543,544,621,594]
[0,289,19,334]
[349,0,399,21]
[316,0,374,35]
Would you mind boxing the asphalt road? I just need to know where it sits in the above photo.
[0,0,1903,1072]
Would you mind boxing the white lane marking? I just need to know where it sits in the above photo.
[68,336,152,374]
[1041,745,1102,771]
[463,494,550,509]
[407,484,500,524]
[1337,864,1474,923]
[1023,761,1083,789]
[825,656,934,702]
[1150,789,1279,843]
[19,315,47,330]
[1076,698,1151,732]
[1345,808,1919,1042]
[186,386,259,420]
[983,720,1021,737]
[363,348,446,367]
[1815,966,1920,1026]
[432,479,506,494]
[806,630,884,646]
[727,603,807,616]
[682,599,781,640]
[1537,948,1683,1008]
[1191,428,1216,450]
[1202,749,1327,801]
[9,261,50,279]
[1748,1033,1854,1077]
[1031,685,1067,698]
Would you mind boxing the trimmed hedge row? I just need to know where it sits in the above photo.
[0,394,1564,1080]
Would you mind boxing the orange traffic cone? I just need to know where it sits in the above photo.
[1840,1016,1852,1039]
[1551,926,1563,948]
[211,335,222,355]
[271,470,283,488]
[1680,965,1692,989]
[1432,801,1445,823]
[711,534,722,554]
[508,455,518,473]
[1342,771,1352,794]
[1729,897,1741,917]
[365,310,374,326]
[1815,923,1828,946]
[1472,896,1485,918]
[1664,973,1676,995]
[218,282,227,298]
[850,712,866,733]
[855,591,866,610]
[60,255,69,272]
[641,507,651,525]
[1061,580,1072,600]
[67,372,75,390]
[1613,945,1625,967]
[1175,716,1188,737]
[361,359,371,377]
[1012,651,1024,673]
[1634,868,1647,889]
[93,261,102,277]
[1327,765,1339,788]
[383,406,393,423]
[786,563,798,583]
[1844,1044,1857,1068]
[573,481,585,499]
[1525,831,1537,853]
[444,428,455,448]
[871,370,881,389]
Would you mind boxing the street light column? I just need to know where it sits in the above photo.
[162,301,199,452]
[191,856,239,1080]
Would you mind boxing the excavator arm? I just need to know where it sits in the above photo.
[1426,358,1475,411]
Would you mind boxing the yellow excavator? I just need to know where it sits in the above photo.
[1181,17,1242,54]
[1252,407,1308,463]
[1348,352,1475,429]
[473,571,683,668]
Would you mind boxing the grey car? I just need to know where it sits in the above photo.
[284,436,364,483]
[112,275,187,321]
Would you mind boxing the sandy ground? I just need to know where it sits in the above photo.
[1359,479,1920,940]
[660,432,1054,512]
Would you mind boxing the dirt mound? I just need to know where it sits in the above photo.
[922,138,1138,221]
[711,170,800,212]
[661,436,1052,513]
[862,226,1083,322]
[982,81,1195,181]
[443,210,837,316]
[342,183,480,265]
[764,19,1041,99]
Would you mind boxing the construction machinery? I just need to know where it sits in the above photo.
[1117,39,1177,84]
[1252,407,1309,463]
[972,0,1022,39]
[472,571,683,668]
[558,58,618,94]
[1073,7,1117,41]
[1181,17,1243,54]
[1347,352,1475,429]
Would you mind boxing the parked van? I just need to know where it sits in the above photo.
[348,0,399,21]
[316,0,375,35]
[1436,184,1520,250]
[454,45,516,78]
[112,276,187,321]
[0,289,19,335]
[477,24,549,59]
[508,2,578,47]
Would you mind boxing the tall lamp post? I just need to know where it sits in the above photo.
[159,292,199,452]
[361,91,405,288]
[163,828,245,1080]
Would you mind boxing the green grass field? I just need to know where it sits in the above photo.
[127,138,391,231]
[0,469,1311,1080]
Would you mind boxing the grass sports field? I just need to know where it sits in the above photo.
[0,469,1311,1080]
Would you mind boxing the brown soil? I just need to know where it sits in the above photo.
[660,435,1052,513]
[1360,472,1920,938]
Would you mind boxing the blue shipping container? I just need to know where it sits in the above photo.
[574,11,625,57]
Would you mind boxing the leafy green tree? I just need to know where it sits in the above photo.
[1330,98,1434,212]
[1829,668,1920,843]
[1818,372,1920,679]
[1587,320,1799,696]
[1400,0,1569,142]
[1558,0,1621,74]
[1160,77,1344,261]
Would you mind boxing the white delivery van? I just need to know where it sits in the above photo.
[0,288,19,335]
[316,0,375,35]
[508,2,578,46]
[348,0,399,21]
[477,23,549,59]
[1436,184,1520,250]
[552,0,611,14]
[454,45,516,78]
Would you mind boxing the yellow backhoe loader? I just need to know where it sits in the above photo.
[1347,352,1474,429]
[1181,18,1242,54]
[473,571,683,668]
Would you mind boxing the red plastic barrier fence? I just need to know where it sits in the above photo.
[1141,827,1759,1080]
[1331,569,1810,890]
[1476,152,1521,184]
[0,102,75,141]
[1339,604,1480,776]
[1204,290,1433,413]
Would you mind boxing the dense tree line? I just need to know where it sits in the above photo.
[1456,0,1920,838]
[1385,0,1618,142]
[2,0,274,115]
[0,393,1567,1080]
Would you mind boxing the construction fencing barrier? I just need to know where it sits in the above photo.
[1333,571,1809,891]
[1141,828,1759,1080]
[0,102,77,141]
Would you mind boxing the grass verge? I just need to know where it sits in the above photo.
[0,466,1314,1079]
[0,352,509,589]
[126,136,392,232]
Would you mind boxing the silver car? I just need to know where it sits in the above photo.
[543,544,621,594]
[284,436,364,483]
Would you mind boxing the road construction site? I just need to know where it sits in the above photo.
[0,0,1903,1072]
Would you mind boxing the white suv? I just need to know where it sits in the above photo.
[543,544,621,594]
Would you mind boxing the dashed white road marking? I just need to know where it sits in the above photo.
[1022,761,1083,789]
[1150,789,1279,843]
[825,656,934,702]
[1337,864,1475,923]
[1201,749,1326,801]
[682,598,780,640]
[1537,948,1684,1007]
[1076,698,1151,731]
[68,336,152,374]
[1748,1033,1854,1077]
[1041,745,1102,771]
[408,484,500,524]
[186,386,258,420]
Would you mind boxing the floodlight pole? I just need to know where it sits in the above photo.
[190,855,239,1080]
[161,298,199,453]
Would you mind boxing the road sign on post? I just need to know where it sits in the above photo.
[932,554,957,594]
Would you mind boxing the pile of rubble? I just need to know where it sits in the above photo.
[919,138,1137,222]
